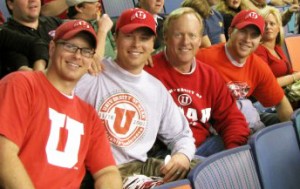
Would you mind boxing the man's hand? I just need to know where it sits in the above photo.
[160,153,190,182]
[88,14,113,75]
[97,14,113,34]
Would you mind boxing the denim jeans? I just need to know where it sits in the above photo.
[195,135,225,157]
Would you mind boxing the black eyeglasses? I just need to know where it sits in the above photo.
[56,41,95,58]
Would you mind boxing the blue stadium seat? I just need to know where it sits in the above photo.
[153,179,191,189]
[187,145,261,189]
[291,108,300,147]
[164,0,183,14]
[0,0,10,20]
[249,121,300,189]
[101,0,135,18]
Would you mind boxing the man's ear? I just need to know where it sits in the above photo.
[228,27,233,38]
[75,5,84,13]
[49,40,56,57]
[6,0,13,13]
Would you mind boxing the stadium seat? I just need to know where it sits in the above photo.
[284,34,300,71]
[0,0,9,20]
[101,0,135,18]
[291,108,300,147]
[164,0,183,14]
[187,145,261,189]
[249,121,300,189]
[153,179,192,189]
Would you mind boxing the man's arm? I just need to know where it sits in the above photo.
[0,135,35,189]
[275,95,293,122]
[41,0,68,17]
[88,14,113,75]
[93,165,122,189]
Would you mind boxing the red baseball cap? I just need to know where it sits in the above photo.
[54,20,97,48]
[230,10,265,34]
[116,8,156,35]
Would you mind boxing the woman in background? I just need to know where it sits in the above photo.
[255,6,300,87]
[181,0,226,47]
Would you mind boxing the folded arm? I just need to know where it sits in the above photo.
[93,165,122,189]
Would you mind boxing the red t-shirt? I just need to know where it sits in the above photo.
[145,52,249,148]
[196,43,284,107]
[255,44,293,77]
[0,71,115,189]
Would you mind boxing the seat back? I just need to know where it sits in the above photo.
[291,108,300,147]
[101,0,135,18]
[284,34,300,71]
[164,0,183,14]
[153,179,191,189]
[249,121,300,189]
[187,145,261,189]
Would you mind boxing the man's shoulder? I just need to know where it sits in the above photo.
[39,16,62,27]
[1,71,43,88]
[197,43,225,59]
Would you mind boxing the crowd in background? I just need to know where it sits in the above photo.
[0,0,300,188]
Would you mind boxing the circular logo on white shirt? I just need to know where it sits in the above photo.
[99,93,146,147]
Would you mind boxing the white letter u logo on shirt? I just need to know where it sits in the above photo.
[46,108,84,168]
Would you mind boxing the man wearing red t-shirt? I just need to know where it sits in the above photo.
[0,20,122,189]
[145,7,250,157]
[196,10,293,126]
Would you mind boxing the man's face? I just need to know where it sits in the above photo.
[226,0,241,9]
[49,36,94,82]
[7,0,41,23]
[78,2,101,20]
[115,28,155,74]
[139,0,164,14]
[165,13,202,68]
[227,25,262,63]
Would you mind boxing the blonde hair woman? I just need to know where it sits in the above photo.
[255,6,299,88]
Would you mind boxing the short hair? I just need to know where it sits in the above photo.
[181,0,211,19]
[259,6,284,45]
[163,7,203,38]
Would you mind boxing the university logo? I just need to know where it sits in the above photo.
[178,94,192,106]
[99,93,146,147]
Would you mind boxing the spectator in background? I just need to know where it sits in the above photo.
[216,0,246,39]
[136,0,165,52]
[76,8,196,187]
[41,0,68,18]
[145,7,249,157]
[255,6,299,87]
[2,0,62,77]
[181,0,226,47]
[216,0,299,40]
[0,28,48,78]
[255,6,300,109]
[66,0,116,59]
[0,20,122,189]
[245,0,300,27]
[196,10,293,127]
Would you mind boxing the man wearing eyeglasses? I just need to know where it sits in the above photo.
[0,20,122,189]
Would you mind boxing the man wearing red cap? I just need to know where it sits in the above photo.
[0,20,122,189]
[76,8,196,186]
[196,10,293,127]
